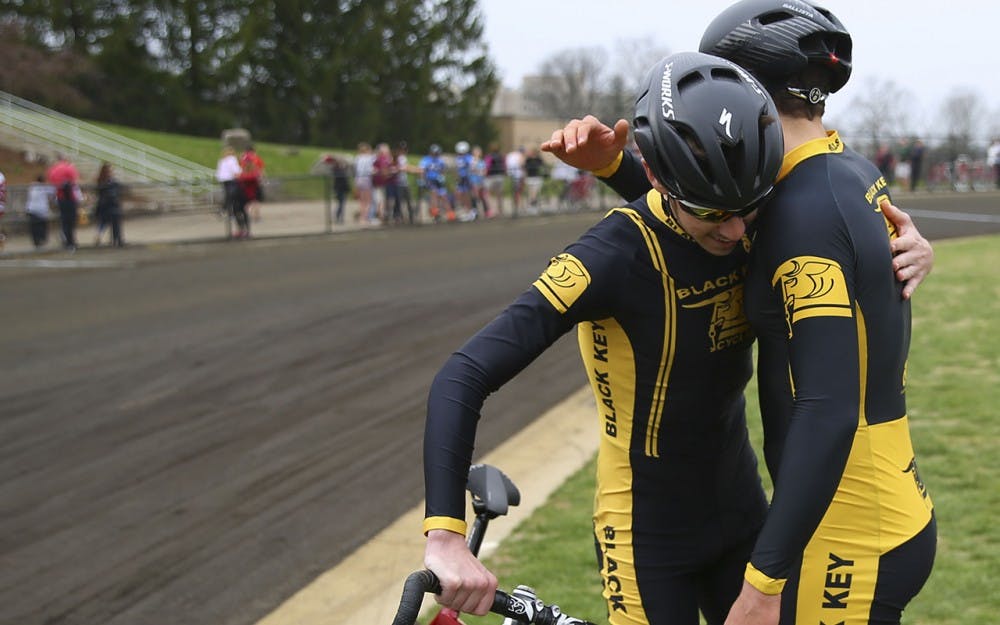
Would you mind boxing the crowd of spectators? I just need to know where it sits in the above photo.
[868,136,1000,193]
[315,140,598,227]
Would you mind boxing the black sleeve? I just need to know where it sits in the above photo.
[422,289,576,525]
[598,150,652,203]
[423,215,632,529]
[749,200,861,582]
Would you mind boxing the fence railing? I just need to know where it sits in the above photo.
[0,90,214,184]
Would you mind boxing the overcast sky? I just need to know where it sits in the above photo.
[479,0,998,140]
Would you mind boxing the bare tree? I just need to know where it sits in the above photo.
[524,46,609,120]
[939,89,987,158]
[525,37,671,124]
[845,77,914,156]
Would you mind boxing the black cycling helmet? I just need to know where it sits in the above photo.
[699,0,852,100]
[633,51,783,212]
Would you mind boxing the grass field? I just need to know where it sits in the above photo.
[93,121,349,176]
[447,234,1000,625]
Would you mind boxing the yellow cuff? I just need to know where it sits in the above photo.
[423,516,467,536]
[590,151,624,178]
[745,562,786,595]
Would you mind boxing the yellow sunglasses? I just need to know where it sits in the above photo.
[674,196,761,223]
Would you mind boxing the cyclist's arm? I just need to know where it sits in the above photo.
[423,216,630,613]
[745,198,861,594]
[598,149,653,203]
[423,288,577,530]
[540,115,651,202]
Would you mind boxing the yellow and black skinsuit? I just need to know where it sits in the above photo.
[598,136,936,624]
[424,190,768,625]
[744,132,935,624]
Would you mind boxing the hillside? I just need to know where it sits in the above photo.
[0,123,353,185]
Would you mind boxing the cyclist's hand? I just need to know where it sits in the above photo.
[424,529,497,616]
[541,116,629,173]
[724,580,780,625]
[881,200,934,300]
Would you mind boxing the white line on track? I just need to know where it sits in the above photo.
[905,209,1000,223]
[0,259,137,269]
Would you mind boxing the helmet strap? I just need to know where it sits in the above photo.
[786,86,828,104]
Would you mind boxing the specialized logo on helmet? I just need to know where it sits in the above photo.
[719,108,734,139]
[730,63,767,101]
[660,61,675,120]
[771,255,852,337]
[807,87,825,104]
[532,253,592,314]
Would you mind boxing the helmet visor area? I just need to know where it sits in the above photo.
[673,192,770,223]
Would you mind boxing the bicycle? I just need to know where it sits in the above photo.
[391,463,596,625]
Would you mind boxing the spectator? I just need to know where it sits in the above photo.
[328,156,351,225]
[470,145,489,218]
[372,142,394,224]
[988,138,1000,189]
[24,174,55,249]
[393,142,416,224]
[216,147,242,218]
[93,162,125,247]
[46,153,82,250]
[453,141,478,221]
[523,148,547,212]
[874,143,895,185]
[0,169,5,250]
[419,144,451,222]
[909,138,926,192]
[483,143,506,217]
[354,142,375,222]
[550,158,579,207]
[505,146,525,215]
[240,145,265,223]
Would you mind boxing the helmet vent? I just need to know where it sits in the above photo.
[720,142,745,188]
[710,67,742,83]
[677,71,705,93]
[758,10,795,25]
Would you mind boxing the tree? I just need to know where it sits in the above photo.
[0,0,499,149]
[939,89,986,159]
[523,37,671,124]
[845,77,914,157]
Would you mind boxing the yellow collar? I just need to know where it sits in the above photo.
[777,130,844,182]
[646,189,691,240]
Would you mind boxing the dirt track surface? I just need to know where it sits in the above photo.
[1,194,997,625]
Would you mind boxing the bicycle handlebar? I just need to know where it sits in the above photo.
[390,569,597,625]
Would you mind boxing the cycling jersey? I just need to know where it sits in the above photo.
[594,133,935,623]
[744,131,935,624]
[420,155,448,192]
[424,190,768,625]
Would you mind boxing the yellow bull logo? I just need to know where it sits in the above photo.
[683,286,751,352]
[771,256,852,337]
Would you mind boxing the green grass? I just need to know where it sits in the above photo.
[90,121,349,176]
[448,234,1000,625]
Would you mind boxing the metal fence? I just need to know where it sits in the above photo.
[0,173,622,248]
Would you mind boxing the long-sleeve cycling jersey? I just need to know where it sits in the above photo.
[742,131,934,605]
[424,190,769,623]
[592,137,935,622]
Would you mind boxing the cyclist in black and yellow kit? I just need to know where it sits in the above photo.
[424,52,784,625]
[542,3,937,624]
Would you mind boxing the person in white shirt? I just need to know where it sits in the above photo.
[25,174,56,248]
[987,139,1000,189]
[504,147,525,214]
[216,147,242,217]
